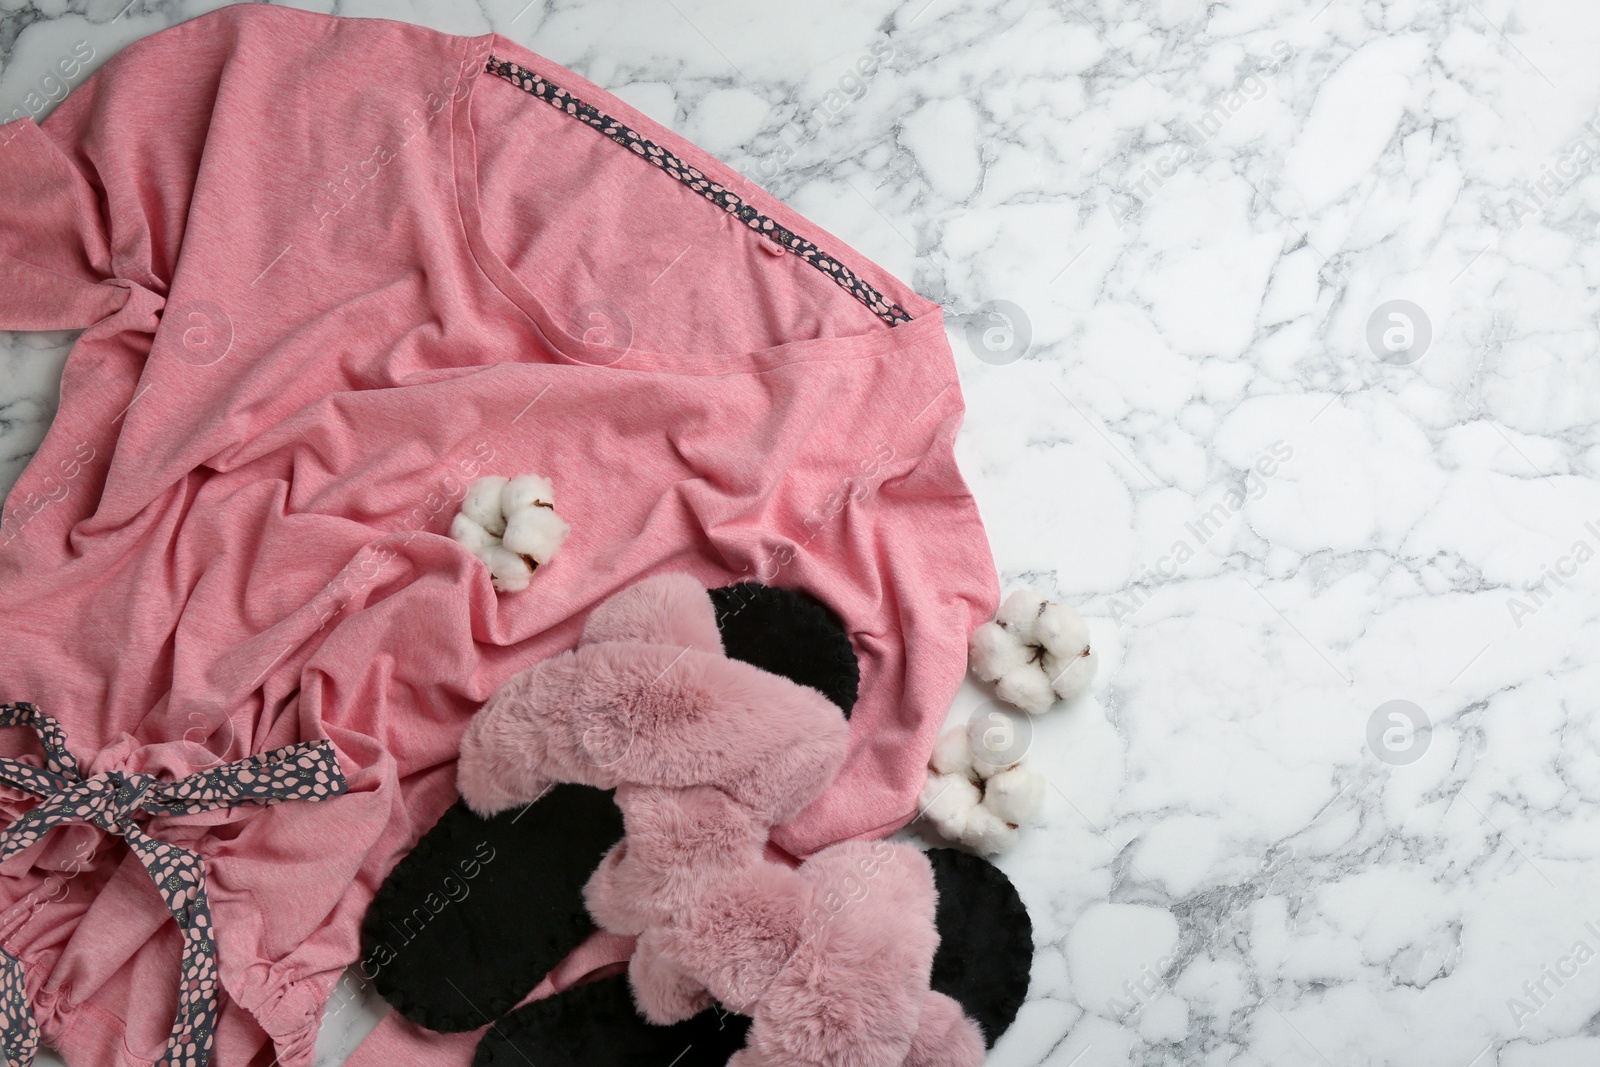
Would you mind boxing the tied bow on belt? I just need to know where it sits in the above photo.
[0,702,348,1067]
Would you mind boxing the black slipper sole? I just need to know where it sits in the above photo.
[359,785,624,1032]
[926,846,1033,1046]
[476,974,752,1067]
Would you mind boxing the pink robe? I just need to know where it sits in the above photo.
[0,6,996,1063]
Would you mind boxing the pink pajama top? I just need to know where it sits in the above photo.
[0,6,997,1064]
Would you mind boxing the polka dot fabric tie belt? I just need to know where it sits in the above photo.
[0,702,348,1067]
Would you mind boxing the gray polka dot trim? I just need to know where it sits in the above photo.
[0,702,348,1067]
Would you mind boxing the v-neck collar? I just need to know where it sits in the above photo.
[447,33,944,376]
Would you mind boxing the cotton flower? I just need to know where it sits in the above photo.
[969,589,1097,714]
[958,803,1020,856]
[920,771,981,829]
[450,473,569,592]
[918,726,1046,856]
[449,513,499,556]
[929,728,974,778]
[501,474,555,515]
[481,545,534,593]
[503,504,569,566]
[981,766,1045,826]
[462,476,509,536]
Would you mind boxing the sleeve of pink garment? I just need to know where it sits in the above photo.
[0,6,997,1065]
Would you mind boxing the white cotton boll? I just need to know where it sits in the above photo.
[502,505,570,565]
[450,513,500,557]
[966,718,1023,777]
[501,474,556,516]
[983,766,1045,827]
[959,803,1020,855]
[481,546,534,593]
[994,588,1046,638]
[1035,600,1091,659]
[969,621,1029,682]
[463,477,509,536]
[929,727,974,778]
[995,666,1058,716]
[1045,644,1099,702]
[920,772,981,839]
[975,590,1106,716]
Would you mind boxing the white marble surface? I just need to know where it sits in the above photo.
[6,0,1600,1064]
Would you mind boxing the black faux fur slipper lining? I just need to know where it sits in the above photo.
[359,785,624,1032]
[709,582,860,716]
[475,974,752,1067]
[927,847,1034,1047]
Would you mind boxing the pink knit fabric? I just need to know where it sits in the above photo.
[0,6,996,1064]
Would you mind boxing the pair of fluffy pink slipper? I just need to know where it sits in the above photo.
[457,574,986,1067]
